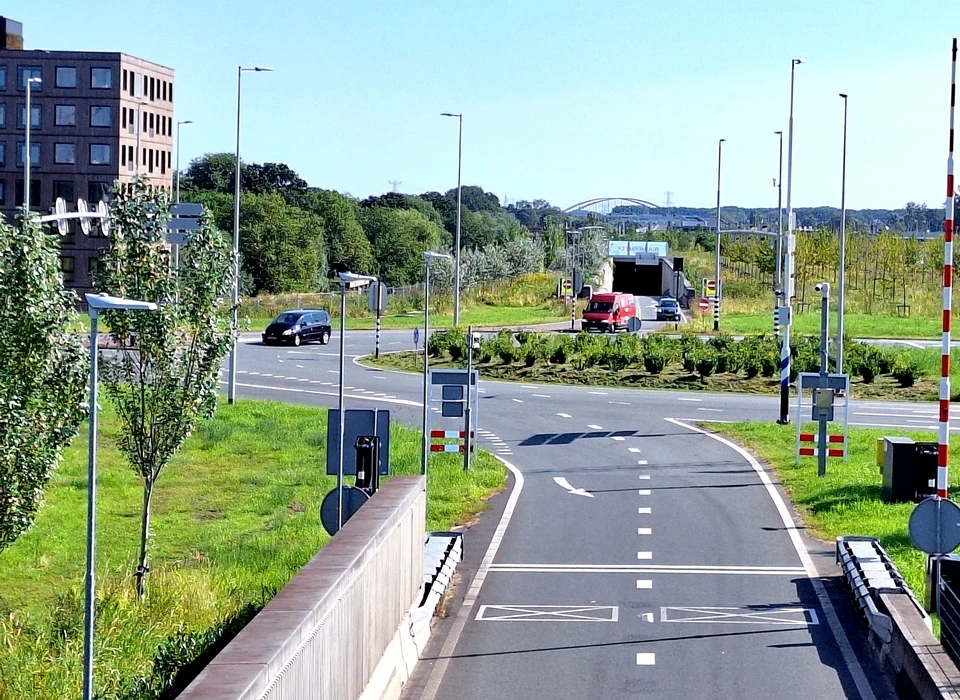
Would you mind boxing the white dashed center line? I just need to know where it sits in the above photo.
[557,413,572,418]
[637,460,648,466]
[637,552,653,560]
[638,490,651,496]
[638,507,651,514]
[638,528,652,535]
[612,436,625,441]
[638,475,650,480]
[588,391,608,395]
[677,397,702,402]
[629,448,642,453]
[532,394,552,398]
[636,653,656,666]
[636,580,653,589]
[512,399,523,403]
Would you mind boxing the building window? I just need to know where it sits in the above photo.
[0,67,6,90]
[89,144,110,165]
[15,180,40,207]
[149,112,155,134]
[149,76,155,101]
[56,67,77,88]
[60,256,75,283]
[0,104,5,128]
[54,142,76,164]
[53,180,75,204]
[15,141,39,167]
[90,105,111,127]
[16,103,40,128]
[169,82,173,102]
[122,69,128,92]
[134,72,143,98]
[88,256,100,278]
[17,66,42,90]
[127,144,134,171]
[88,181,110,204]
[0,181,5,205]
[90,67,112,89]
[148,148,154,173]
[160,149,166,174]
[55,104,76,126]
[0,143,5,167]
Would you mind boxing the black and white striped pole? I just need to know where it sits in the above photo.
[714,138,725,332]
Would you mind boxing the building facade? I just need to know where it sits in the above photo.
[0,17,174,295]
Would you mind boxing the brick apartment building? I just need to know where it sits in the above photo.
[0,17,174,295]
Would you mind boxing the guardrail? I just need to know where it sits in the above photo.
[178,476,425,700]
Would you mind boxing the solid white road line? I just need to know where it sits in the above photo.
[221,381,422,407]
[665,418,877,700]
[489,564,806,574]
[637,580,653,589]
[677,397,702,402]
[636,653,656,665]
[589,391,608,395]
[420,456,524,700]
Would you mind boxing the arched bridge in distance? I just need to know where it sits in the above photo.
[562,197,659,215]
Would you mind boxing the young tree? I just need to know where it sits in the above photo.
[0,216,86,551]
[95,179,233,597]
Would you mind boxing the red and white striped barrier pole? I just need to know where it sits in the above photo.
[940,38,957,500]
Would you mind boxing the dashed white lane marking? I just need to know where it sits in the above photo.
[588,424,604,430]
[677,397,702,402]
[248,371,260,375]
[636,653,656,666]
[637,552,653,560]
[389,342,401,345]
[637,460,648,466]
[557,413,572,418]
[638,507,651,514]
[638,490,651,496]
[532,394,552,398]
[521,385,537,389]
[372,375,386,380]
[637,580,653,589]
[629,448,642,453]
[478,388,487,394]
[639,475,650,480]
[638,528,652,535]
[261,373,273,377]
[641,613,655,623]
[612,436,625,441]
[611,401,631,405]
[698,408,724,412]
[512,399,523,403]
[295,364,304,369]
[328,370,339,374]
[588,391,608,395]
[298,378,310,382]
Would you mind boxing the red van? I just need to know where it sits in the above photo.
[582,293,637,332]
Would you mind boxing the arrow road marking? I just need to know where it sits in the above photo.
[553,476,594,498]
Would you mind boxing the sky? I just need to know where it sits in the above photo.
[9,0,957,210]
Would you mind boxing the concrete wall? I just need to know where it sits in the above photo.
[178,476,426,700]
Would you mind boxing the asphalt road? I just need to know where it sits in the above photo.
[226,329,933,699]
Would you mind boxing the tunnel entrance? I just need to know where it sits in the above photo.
[612,260,665,296]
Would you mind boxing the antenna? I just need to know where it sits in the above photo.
[664,191,674,207]
[388,180,402,193]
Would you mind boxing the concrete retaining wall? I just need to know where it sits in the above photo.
[177,476,426,700]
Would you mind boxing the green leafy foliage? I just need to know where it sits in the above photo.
[0,217,86,551]
[893,356,925,388]
[95,178,234,597]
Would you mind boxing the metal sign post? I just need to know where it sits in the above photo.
[464,328,480,472]
[167,202,204,275]
[368,282,387,359]
[816,283,830,477]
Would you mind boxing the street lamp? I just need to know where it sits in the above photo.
[441,112,463,326]
[778,58,804,424]
[837,93,849,373]
[714,138,726,332]
[24,76,41,210]
[82,293,157,700]
[336,271,377,531]
[175,120,193,204]
[228,66,272,406]
[422,251,452,475]
[774,131,784,323]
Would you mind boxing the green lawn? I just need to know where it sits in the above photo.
[0,400,505,700]
[713,422,957,597]
[714,312,940,339]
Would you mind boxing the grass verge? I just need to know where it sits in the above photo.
[0,399,505,700]
[691,311,942,339]
[711,422,954,596]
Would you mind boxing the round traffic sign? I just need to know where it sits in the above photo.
[698,297,710,311]
[320,485,370,536]
[908,496,960,554]
[627,316,642,333]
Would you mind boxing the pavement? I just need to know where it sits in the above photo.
[222,317,954,699]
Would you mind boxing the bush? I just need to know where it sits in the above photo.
[427,329,450,358]
[692,346,718,382]
[446,327,467,361]
[549,337,572,364]
[643,352,668,374]
[892,358,924,388]
[716,346,742,374]
[642,335,674,375]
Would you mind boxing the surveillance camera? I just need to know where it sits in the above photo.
[814,283,823,292]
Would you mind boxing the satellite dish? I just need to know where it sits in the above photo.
[54,198,69,236]
[97,201,110,237]
[77,199,91,236]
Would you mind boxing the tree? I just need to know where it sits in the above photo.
[0,217,86,551]
[359,207,444,285]
[181,152,238,193]
[359,192,444,228]
[300,190,376,276]
[239,192,326,294]
[453,185,501,213]
[95,179,233,597]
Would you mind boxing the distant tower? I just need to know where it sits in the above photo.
[664,191,674,207]
[388,180,402,193]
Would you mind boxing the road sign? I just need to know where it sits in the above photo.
[368,282,387,314]
[414,327,420,348]
[705,279,717,297]
[561,278,573,296]
[909,497,960,554]
[699,297,710,311]
[627,316,642,333]
[320,486,369,536]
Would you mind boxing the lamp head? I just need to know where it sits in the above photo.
[424,251,452,261]
[793,58,804,65]
[774,130,782,135]
[254,67,273,72]
[179,119,194,125]
[440,112,461,118]
[839,93,848,99]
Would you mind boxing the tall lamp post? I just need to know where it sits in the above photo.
[774,131,784,327]
[228,66,272,406]
[837,93,849,373]
[778,58,803,424]
[24,76,42,210]
[336,272,377,530]
[714,138,726,331]
[422,252,453,475]
[82,293,158,700]
[441,112,463,326]
[175,119,193,204]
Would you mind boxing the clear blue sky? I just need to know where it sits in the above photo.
[9,0,955,210]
